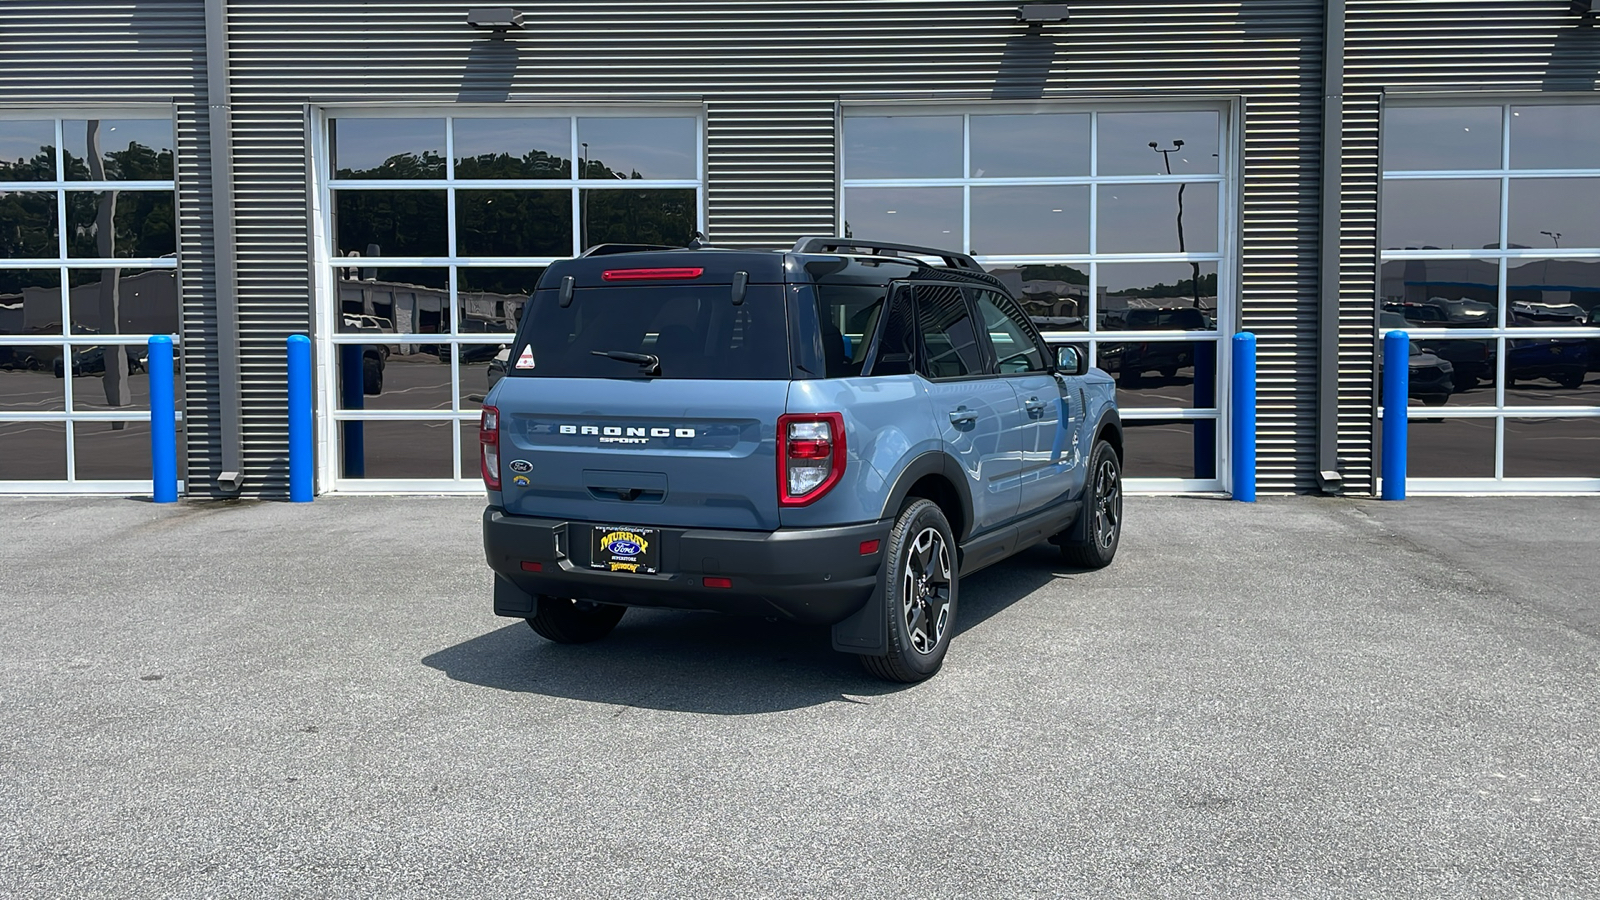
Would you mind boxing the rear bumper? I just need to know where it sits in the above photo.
[482,508,891,625]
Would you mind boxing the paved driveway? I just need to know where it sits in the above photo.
[2,496,1597,898]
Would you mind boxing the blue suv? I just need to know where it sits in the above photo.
[480,238,1122,681]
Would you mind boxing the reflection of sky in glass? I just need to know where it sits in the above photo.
[969,114,1089,177]
[1381,179,1500,250]
[843,116,961,179]
[1097,112,1219,176]
[576,118,696,180]
[842,187,960,247]
[65,119,175,180]
[1383,107,1502,171]
[453,118,570,171]
[1510,104,1600,170]
[1509,178,1600,250]
[1097,183,1218,253]
[333,118,445,174]
[0,121,55,176]
[971,186,1087,255]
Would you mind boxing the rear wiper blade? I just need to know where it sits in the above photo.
[590,349,661,376]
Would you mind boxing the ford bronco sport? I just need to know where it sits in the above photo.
[480,237,1122,682]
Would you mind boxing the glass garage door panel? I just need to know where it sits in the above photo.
[1381,99,1600,492]
[322,110,703,490]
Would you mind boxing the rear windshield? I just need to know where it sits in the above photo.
[510,283,791,379]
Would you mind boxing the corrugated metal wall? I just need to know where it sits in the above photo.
[0,2,220,493]
[220,0,1327,495]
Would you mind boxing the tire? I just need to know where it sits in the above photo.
[1555,369,1585,390]
[860,499,958,683]
[526,597,626,644]
[1061,440,1123,570]
[362,354,383,396]
[1159,366,1178,380]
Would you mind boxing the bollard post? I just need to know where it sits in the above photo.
[288,334,313,502]
[1381,329,1408,501]
[1231,332,1257,502]
[148,335,177,503]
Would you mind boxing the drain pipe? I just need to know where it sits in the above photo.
[205,0,245,494]
[1316,0,1346,493]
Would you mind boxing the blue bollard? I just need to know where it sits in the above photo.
[1231,332,1257,502]
[288,334,313,502]
[1381,330,1408,501]
[148,335,177,503]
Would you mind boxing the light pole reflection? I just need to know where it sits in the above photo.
[1150,140,1203,309]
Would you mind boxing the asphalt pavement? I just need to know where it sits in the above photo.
[2,495,1598,898]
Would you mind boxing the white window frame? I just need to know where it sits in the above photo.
[1378,94,1600,495]
[310,104,707,493]
[0,105,183,495]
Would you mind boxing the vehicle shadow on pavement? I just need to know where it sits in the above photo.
[421,542,1086,714]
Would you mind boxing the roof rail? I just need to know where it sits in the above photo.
[791,236,985,273]
[579,242,680,257]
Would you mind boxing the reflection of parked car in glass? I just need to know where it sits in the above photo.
[1380,311,1491,392]
[0,346,48,371]
[1381,344,1455,406]
[1096,307,1206,383]
[340,313,393,395]
[53,344,147,378]
[1588,307,1600,372]
[1507,338,1588,389]
[1511,300,1585,325]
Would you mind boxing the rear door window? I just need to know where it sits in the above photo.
[511,283,790,379]
[914,284,986,378]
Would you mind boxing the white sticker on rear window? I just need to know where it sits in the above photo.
[515,345,536,369]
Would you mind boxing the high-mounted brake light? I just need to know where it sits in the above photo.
[601,267,704,282]
[480,405,501,490]
[778,412,846,506]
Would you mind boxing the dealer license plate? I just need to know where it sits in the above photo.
[590,525,659,575]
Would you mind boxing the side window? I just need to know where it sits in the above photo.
[814,283,888,378]
[974,290,1047,374]
[864,286,916,377]
[913,284,985,378]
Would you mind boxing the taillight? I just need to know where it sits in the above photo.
[601,267,704,282]
[480,405,501,490]
[778,412,846,506]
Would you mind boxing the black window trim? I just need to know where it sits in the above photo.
[903,279,1000,383]
[971,286,1055,378]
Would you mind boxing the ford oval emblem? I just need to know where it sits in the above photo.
[605,538,642,556]
[509,459,533,473]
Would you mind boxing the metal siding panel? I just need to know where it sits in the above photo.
[0,2,226,495]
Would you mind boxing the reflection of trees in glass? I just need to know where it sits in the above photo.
[63,140,174,181]
[0,146,55,181]
[1114,272,1216,301]
[582,189,695,249]
[334,190,446,288]
[455,150,570,180]
[456,191,571,258]
[65,190,175,259]
[1019,265,1088,284]
[0,190,58,268]
[335,151,445,180]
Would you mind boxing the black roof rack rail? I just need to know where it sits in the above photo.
[791,236,985,273]
[579,242,680,257]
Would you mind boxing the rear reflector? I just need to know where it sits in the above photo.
[703,576,733,589]
[859,540,880,555]
[520,561,543,572]
[601,267,704,282]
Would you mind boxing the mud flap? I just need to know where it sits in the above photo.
[830,585,886,655]
[493,574,536,617]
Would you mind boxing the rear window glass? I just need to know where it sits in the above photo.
[510,283,791,379]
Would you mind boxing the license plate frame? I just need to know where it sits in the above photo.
[589,525,659,575]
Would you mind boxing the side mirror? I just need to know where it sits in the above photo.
[1052,342,1089,376]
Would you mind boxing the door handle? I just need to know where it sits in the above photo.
[948,407,978,425]
[1024,397,1046,409]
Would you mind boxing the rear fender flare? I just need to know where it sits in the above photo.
[878,451,975,543]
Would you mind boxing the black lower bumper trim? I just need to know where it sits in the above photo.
[483,509,891,625]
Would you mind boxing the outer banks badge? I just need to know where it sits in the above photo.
[514,345,536,369]
[511,474,530,487]
[591,526,658,574]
